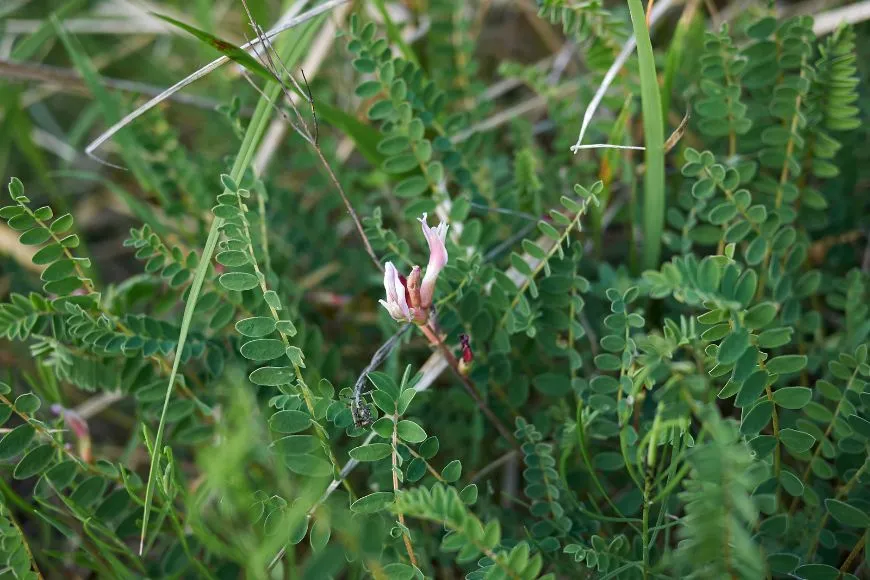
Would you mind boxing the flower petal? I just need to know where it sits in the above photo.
[418,214,449,308]
[383,262,399,303]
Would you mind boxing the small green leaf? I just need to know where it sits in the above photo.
[744,302,778,330]
[537,221,560,240]
[397,389,416,415]
[394,176,429,198]
[285,346,305,368]
[50,213,73,234]
[271,435,319,455]
[45,460,77,489]
[352,58,377,73]
[310,518,331,552]
[43,276,82,295]
[19,227,51,245]
[219,272,259,291]
[406,457,426,482]
[383,154,418,174]
[284,454,332,477]
[459,484,478,505]
[14,444,54,479]
[275,320,297,336]
[240,339,285,361]
[758,327,793,349]
[691,177,715,198]
[367,372,400,400]
[349,443,392,461]
[793,564,840,580]
[249,367,295,386]
[779,470,804,497]
[215,250,249,267]
[371,417,393,438]
[766,355,807,375]
[40,259,76,282]
[14,393,41,414]
[60,234,79,248]
[264,290,282,310]
[419,436,439,458]
[396,420,426,443]
[355,80,381,98]
[378,135,410,156]
[740,400,773,435]
[772,387,811,409]
[441,460,462,482]
[847,415,870,439]
[779,428,815,453]
[825,499,870,527]
[235,317,276,338]
[744,236,767,265]
[269,410,311,434]
[0,205,23,219]
[735,370,768,408]
[32,243,63,265]
[717,328,750,365]
[0,424,36,460]
[350,492,394,514]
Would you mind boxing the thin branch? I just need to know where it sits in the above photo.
[392,414,418,566]
[311,145,385,274]
[239,0,383,274]
[0,58,247,112]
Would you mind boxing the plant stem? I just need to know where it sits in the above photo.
[839,530,867,577]
[311,145,383,274]
[0,505,43,579]
[419,322,518,449]
[392,414,418,567]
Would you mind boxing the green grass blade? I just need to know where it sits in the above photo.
[628,0,666,271]
[153,10,383,165]
[151,12,277,82]
[137,14,326,555]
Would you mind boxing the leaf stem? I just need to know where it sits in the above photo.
[628,0,666,270]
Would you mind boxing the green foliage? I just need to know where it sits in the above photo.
[1,3,869,579]
[676,410,766,579]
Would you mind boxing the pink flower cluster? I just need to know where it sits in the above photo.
[379,214,448,324]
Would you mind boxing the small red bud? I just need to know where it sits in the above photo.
[459,334,473,364]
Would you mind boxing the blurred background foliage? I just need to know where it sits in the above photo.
[0,0,870,579]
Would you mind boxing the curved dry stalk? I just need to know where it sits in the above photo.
[84,0,349,166]
[570,0,675,153]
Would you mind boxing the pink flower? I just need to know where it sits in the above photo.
[379,214,449,324]
[418,213,448,309]
[51,404,89,439]
[379,262,414,322]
